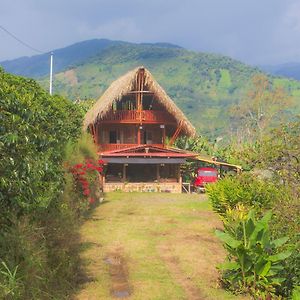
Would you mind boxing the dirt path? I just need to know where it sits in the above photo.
[74,192,248,300]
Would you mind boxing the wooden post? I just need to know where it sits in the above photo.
[123,164,127,182]
[179,176,182,193]
[102,176,106,193]
[162,125,166,147]
[156,164,160,182]
[137,126,141,145]
[177,165,181,183]
[95,123,99,145]
[168,122,183,147]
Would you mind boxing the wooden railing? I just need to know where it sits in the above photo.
[100,143,163,152]
[100,110,174,124]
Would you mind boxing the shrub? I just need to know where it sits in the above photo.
[206,173,285,216]
[0,69,101,299]
[216,210,292,299]
[208,173,299,298]
[270,191,300,297]
[0,68,84,212]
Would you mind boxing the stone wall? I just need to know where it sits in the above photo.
[103,181,182,193]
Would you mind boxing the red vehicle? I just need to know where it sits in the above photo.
[193,167,218,192]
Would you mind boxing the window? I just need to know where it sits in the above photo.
[198,170,217,177]
[109,131,117,143]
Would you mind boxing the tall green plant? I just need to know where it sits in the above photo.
[0,261,23,299]
[216,210,292,299]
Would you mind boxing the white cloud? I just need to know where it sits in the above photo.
[78,18,142,42]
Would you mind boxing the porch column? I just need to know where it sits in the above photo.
[137,126,141,145]
[161,125,166,147]
[122,164,127,182]
[156,164,160,182]
[177,164,181,183]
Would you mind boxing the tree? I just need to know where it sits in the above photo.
[230,74,293,142]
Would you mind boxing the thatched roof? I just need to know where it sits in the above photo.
[83,66,196,136]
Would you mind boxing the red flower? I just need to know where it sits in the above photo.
[89,197,95,204]
[74,164,83,169]
[83,189,90,196]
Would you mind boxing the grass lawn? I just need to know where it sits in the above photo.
[74,192,249,300]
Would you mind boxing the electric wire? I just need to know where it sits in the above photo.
[0,24,44,54]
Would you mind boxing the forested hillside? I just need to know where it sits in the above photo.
[2,39,300,137]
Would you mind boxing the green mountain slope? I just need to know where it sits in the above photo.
[0,39,126,78]
[2,40,300,137]
[0,39,182,78]
[42,43,300,137]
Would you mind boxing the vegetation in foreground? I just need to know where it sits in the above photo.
[206,119,300,299]
[0,68,102,299]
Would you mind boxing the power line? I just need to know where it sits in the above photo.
[0,24,44,54]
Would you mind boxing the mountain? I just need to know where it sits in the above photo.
[0,39,127,78]
[1,39,300,138]
[260,62,300,80]
[0,39,182,78]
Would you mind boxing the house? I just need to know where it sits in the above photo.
[83,67,197,193]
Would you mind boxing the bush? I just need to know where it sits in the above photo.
[208,174,299,298]
[0,68,84,212]
[206,173,285,216]
[0,69,101,299]
[216,210,292,299]
[270,191,300,297]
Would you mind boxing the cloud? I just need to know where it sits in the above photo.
[78,18,142,42]
[0,0,300,64]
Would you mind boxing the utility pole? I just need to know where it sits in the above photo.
[49,52,53,95]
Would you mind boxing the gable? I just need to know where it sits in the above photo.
[83,67,196,137]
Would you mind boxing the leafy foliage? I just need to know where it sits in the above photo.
[206,173,284,216]
[251,119,300,186]
[174,136,213,181]
[0,69,101,299]
[209,117,300,298]
[0,68,84,212]
[216,210,292,298]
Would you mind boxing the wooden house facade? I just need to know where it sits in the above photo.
[83,67,197,193]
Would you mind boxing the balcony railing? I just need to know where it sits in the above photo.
[100,143,163,152]
[100,110,175,124]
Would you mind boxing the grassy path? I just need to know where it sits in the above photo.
[74,192,248,300]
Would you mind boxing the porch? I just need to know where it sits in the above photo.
[101,161,183,193]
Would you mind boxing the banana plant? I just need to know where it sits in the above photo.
[216,210,292,298]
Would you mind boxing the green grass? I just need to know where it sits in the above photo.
[75,192,249,300]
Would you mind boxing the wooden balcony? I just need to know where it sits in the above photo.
[100,110,175,124]
[99,143,163,153]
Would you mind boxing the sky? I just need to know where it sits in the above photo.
[1,0,300,65]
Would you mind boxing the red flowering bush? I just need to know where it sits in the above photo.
[70,158,104,205]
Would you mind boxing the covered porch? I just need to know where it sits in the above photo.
[102,157,184,193]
